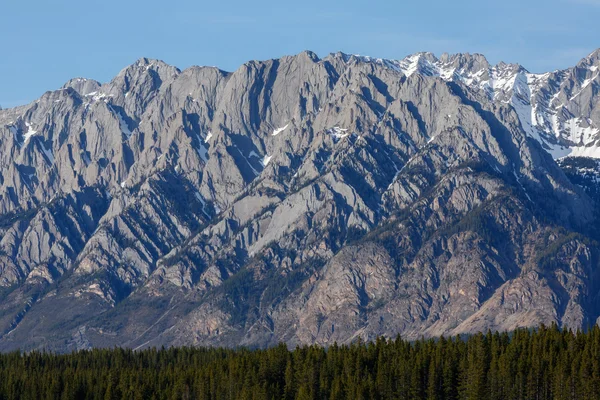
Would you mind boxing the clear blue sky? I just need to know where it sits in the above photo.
[2,0,599,108]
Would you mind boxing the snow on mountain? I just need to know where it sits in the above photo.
[346,50,600,159]
[0,49,599,352]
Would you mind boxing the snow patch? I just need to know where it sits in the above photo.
[397,54,420,76]
[327,126,349,142]
[23,123,38,143]
[88,92,113,102]
[566,143,600,159]
[204,131,213,142]
[564,117,599,144]
[261,155,272,167]
[272,124,289,136]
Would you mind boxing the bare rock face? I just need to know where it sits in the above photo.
[0,49,600,352]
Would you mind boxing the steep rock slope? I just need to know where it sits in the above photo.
[369,50,600,158]
[0,50,599,351]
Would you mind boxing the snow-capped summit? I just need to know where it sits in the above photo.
[350,49,600,159]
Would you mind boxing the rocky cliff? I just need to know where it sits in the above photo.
[0,50,600,352]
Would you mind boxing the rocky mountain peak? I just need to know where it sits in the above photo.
[0,49,600,352]
[295,50,320,63]
[439,52,491,71]
[111,57,181,89]
[578,48,600,68]
[61,78,102,96]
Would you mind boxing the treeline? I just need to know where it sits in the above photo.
[1,324,600,399]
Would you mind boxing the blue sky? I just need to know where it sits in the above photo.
[2,0,599,108]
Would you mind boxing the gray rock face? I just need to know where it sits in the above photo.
[0,49,599,352]
[382,50,600,158]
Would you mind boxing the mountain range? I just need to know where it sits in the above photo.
[1,49,600,352]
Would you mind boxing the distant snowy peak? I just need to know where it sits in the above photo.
[432,52,600,159]
[360,51,528,103]
[395,52,528,102]
[525,56,600,158]
[395,52,442,77]
[341,49,600,159]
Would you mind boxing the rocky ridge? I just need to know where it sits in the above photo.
[0,49,599,351]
